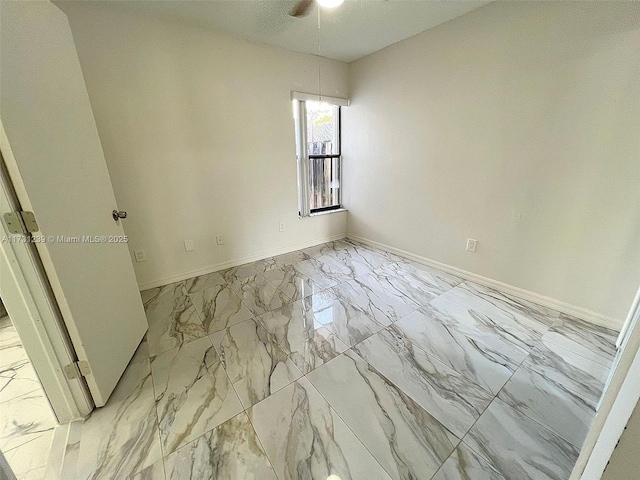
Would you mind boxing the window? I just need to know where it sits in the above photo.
[293,93,348,217]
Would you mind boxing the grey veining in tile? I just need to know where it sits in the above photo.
[210,319,303,408]
[428,295,534,360]
[435,284,550,348]
[497,366,596,448]
[292,258,341,289]
[151,336,242,455]
[144,284,206,357]
[352,328,493,438]
[189,283,253,334]
[543,314,617,365]
[60,421,83,480]
[249,377,391,480]
[432,442,505,480]
[465,398,579,480]
[300,240,353,260]
[164,413,276,480]
[256,303,348,374]
[335,273,419,325]
[263,264,324,301]
[4,430,53,480]
[393,308,518,394]
[307,351,458,480]
[324,238,361,251]
[76,341,162,480]
[221,259,278,283]
[299,290,387,347]
[328,244,402,271]
[523,338,610,405]
[373,261,463,305]
[184,271,226,294]
[271,250,312,266]
[0,389,56,452]
[0,359,41,403]
[295,253,371,288]
[229,273,293,316]
[141,281,186,305]
[132,460,165,480]
[459,282,562,328]
[0,322,29,368]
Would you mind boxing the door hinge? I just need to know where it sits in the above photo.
[3,210,39,234]
[63,360,91,380]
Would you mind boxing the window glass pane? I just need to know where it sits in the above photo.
[306,101,338,155]
[309,156,340,211]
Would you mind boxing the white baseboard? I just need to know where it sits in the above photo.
[137,233,346,291]
[348,234,622,332]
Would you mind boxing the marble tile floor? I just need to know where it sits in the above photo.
[54,238,618,480]
[0,315,57,480]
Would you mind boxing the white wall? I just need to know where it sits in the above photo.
[58,2,348,289]
[343,1,640,323]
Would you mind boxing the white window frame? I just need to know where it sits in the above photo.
[292,92,349,218]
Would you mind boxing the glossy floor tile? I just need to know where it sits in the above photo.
[352,328,494,438]
[497,366,596,448]
[327,243,402,271]
[143,284,207,357]
[299,289,387,347]
[164,413,276,480]
[522,337,610,406]
[249,377,391,480]
[338,273,419,324]
[427,294,533,363]
[465,398,579,480]
[256,303,348,374]
[210,318,303,408]
[151,336,242,455]
[393,308,519,395]
[5,431,54,480]
[51,239,617,480]
[372,261,463,305]
[189,283,253,334]
[0,390,57,451]
[294,253,371,288]
[542,314,618,365]
[457,282,562,328]
[229,273,293,316]
[263,264,324,301]
[184,271,225,294]
[432,441,505,480]
[0,353,41,403]
[0,317,55,480]
[75,341,162,480]
[307,351,458,480]
[434,283,549,349]
[221,259,279,283]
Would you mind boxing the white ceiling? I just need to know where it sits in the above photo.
[73,0,492,63]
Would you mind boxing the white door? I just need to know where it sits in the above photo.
[0,1,147,407]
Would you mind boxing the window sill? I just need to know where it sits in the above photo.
[307,208,348,218]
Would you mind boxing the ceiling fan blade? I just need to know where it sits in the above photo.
[289,0,314,18]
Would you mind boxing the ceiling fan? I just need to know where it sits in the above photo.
[289,0,344,18]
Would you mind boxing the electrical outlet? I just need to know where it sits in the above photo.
[279,221,285,232]
[466,238,477,253]
[184,239,194,252]
[216,235,224,246]
[134,249,146,262]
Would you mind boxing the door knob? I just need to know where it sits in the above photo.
[112,210,127,221]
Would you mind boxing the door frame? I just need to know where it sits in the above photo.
[0,124,93,423]
[571,281,640,478]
